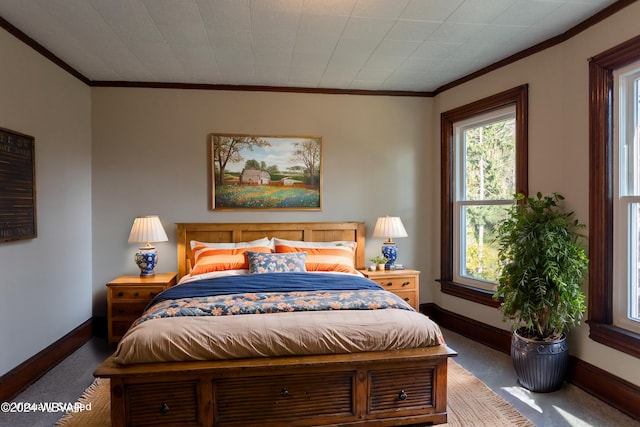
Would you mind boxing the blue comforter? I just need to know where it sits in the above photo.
[147,272,383,309]
[134,272,413,325]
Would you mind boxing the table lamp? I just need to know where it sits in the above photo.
[128,215,168,276]
[372,216,408,269]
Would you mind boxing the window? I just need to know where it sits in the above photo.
[453,107,516,290]
[440,85,528,305]
[589,36,640,358]
[613,63,640,334]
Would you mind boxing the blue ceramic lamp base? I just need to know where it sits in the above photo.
[134,248,158,276]
[381,242,398,269]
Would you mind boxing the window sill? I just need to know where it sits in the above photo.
[437,280,501,308]
[587,321,640,359]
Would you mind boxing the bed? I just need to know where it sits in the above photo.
[94,222,456,427]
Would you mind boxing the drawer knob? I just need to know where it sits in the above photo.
[280,388,289,398]
[118,292,124,297]
[133,292,139,297]
[117,308,124,314]
[385,281,393,287]
[160,403,170,414]
[402,281,410,287]
[398,390,408,401]
[404,297,410,302]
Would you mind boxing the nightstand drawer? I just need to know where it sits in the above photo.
[391,290,416,308]
[111,301,148,318]
[112,320,136,338]
[373,276,416,291]
[110,285,165,301]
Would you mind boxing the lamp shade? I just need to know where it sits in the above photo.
[128,215,168,248]
[372,216,408,243]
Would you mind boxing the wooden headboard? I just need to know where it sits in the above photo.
[176,222,366,279]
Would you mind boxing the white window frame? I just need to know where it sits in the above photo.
[614,63,640,334]
[452,106,516,291]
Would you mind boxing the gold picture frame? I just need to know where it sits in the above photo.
[210,133,322,210]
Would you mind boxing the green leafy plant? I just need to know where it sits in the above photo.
[493,192,588,341]
[371,255,388,265]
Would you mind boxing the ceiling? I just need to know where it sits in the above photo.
[0,0,620,94]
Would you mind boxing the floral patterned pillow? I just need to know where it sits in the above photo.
[246,251,307,274]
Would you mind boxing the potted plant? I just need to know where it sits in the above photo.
[370,255,389,271]
[493,192,588,392]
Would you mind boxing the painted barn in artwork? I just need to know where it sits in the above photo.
[240,169,271,185]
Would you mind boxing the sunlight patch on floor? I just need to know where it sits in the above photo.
[553,405,595,426]
[501,386,543,413]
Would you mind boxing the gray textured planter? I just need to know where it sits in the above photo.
[511,330,568,392]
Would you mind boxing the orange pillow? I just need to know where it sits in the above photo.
[190,245,272,275]
[275,245,357,274]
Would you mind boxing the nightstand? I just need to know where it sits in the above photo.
[106,272,177,345]
[360,269,420,310]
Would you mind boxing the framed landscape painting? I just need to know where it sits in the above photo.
[210,134,322,210]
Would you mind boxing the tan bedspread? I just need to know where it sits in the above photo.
[114,309,444,364]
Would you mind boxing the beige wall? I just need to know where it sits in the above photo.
[432,1,640,387]
[90,88,434,314]
[0,28,92,376]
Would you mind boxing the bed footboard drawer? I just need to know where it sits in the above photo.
[126,381,200,426]
[214,371,355,425]
[368,366,436,414]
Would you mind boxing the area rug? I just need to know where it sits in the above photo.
[55,359,534,427]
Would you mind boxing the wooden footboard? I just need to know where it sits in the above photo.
[94,345,456,427]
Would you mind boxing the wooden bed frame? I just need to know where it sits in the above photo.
[95,222,456,427]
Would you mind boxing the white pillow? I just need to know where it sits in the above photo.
[272,238,356,249]
[190,237,273,250]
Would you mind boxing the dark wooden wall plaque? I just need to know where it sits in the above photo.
[0,127,36,242]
